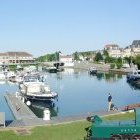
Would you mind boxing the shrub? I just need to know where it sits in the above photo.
[116,63,122,69]
[110,63,115,69]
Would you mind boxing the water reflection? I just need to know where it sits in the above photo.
[127,81,140,91]
[29,100,58,118]
[89,72,123,83]
[1,68,140,120]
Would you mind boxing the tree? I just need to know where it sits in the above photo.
[73,51,80,61]
[103,49,109,57]
[105,56,116,63]
[94,52,103,62]
[55,51,60,61]
[134,55,140,69]
[124,57,131,64]
[117,57,122,63]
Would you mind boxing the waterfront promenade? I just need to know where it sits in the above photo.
[4,93,121,128]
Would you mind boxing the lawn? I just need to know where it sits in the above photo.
[0,112,134,140]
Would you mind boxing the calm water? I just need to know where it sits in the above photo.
[1,68,140,120]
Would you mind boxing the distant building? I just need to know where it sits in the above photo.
[123,40,140,57]
[132,40,140,48]
[0,51,35,65]
[104,44,122,58]
[59,54,74,67]
[122,46,132,57]
[132,47,140,56]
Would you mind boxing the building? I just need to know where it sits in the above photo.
[104,44,122,58]
[123,40,140,57]
[122,46,132,57]
[0,51,35,65]
[59,54,74,67]
[131,40,140,48]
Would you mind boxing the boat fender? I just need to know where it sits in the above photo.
[26,101,31,106]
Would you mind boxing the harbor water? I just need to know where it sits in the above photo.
[0,68,140,120]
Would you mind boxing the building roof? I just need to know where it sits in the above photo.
[132,40,140,48]
[59,55,72,59]
[105,44,119,50]
[0,53,7,56]
[6,52,33,57]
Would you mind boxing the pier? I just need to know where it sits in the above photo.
[4,93,122,128]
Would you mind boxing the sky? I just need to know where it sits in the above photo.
[0,0,140,57]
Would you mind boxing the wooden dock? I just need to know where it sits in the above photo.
[4,93,122,128]
[5,93,37,120]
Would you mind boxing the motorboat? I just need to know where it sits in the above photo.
[19,82,58,101]
[20,74,45,84]
[46,67,58,73]
[127,69,140,84]
[19,74,58,101]
[9,75,23,83]
[88,67,97,75]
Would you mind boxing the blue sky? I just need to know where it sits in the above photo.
[0,0,140,57]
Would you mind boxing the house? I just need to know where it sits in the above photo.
[59,54,74,67]
[123,40,140,57]
[122,46,132,57]
[104,44,122,58]
[0,51,35,65]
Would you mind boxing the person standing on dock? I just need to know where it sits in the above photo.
[108,93,112,111]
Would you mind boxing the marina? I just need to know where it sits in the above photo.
[0,68,140,127]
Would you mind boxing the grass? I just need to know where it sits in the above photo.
[103,111,135,121]
[0,112,134,140]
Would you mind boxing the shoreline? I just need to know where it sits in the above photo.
[73,61,131,74]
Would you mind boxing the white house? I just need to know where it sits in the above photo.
[104,44,122,58]
[59,55,74,67]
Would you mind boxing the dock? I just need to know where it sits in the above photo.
[5,93,122,128]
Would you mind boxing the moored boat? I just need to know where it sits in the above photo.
[127,69,140,84]
[88,67,97,75]
[46,67,58,73]
[19,74,58,101]
[19,82,58,101]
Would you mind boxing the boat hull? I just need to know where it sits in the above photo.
[20,92,58,101]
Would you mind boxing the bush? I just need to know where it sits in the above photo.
[110,63,115,69]
[116,63,122,69]
[8,65,16,71]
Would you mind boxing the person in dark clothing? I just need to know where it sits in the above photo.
[108,93,112,111]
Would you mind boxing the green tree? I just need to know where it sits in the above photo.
[55,51,60,61]
[134,55,140,69]
[124,57,131,64]
[105,56,116,63]
[94,52,103,62]
[117,57,122,63]
[103,49,109,57]
[73,51,80,61]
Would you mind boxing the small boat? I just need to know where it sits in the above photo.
[88,67,97,75]
[46,67,64,73]
[46,67,58,73]
[127,69,140,84]
[9,75,23,83]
